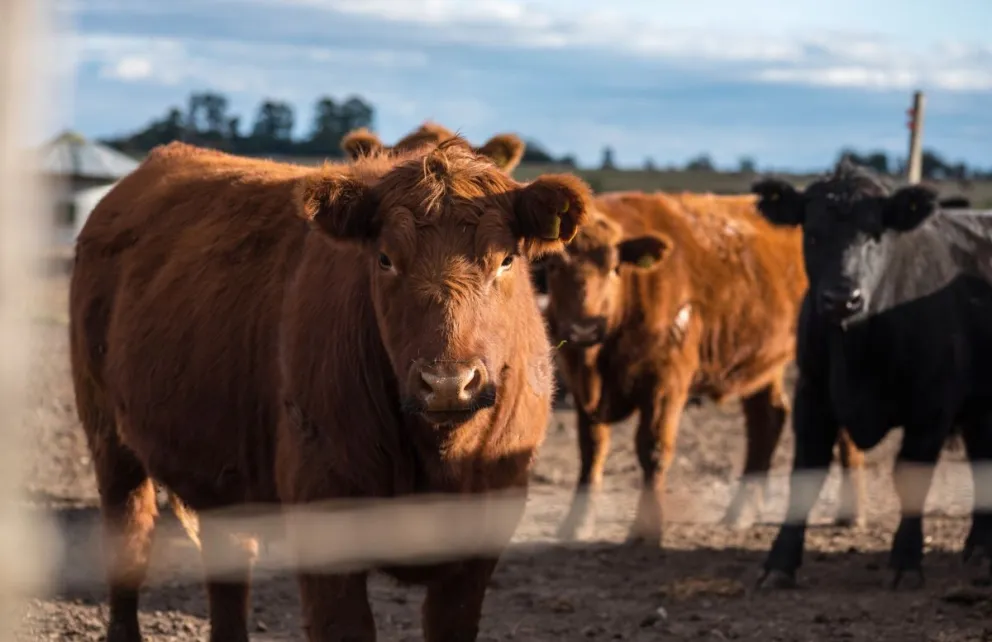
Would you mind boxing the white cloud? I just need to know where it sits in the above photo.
[251,0,992,92]
[73,33,431,94]
[105,56,153,81]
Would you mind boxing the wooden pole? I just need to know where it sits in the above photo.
[0,1,57,639]
[906,90,925,185]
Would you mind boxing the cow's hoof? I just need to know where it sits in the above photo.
[890,567,925,591]
[756,568,797,590]
[831,514,866,529]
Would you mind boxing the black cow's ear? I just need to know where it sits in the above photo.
[884,185,938,232]
[751,178,804,227]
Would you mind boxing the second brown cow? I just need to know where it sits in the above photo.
[541,190,866,544]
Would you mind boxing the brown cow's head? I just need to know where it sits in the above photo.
[341,122,527,174]
[296,137,592,426]
[542,212,670,347]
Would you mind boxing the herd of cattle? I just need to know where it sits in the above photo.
[66,120,992,641]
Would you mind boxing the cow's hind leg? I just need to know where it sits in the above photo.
[833,429,867,527]
[962,413,992,579]
[722,375,789,527]
[91,431,159,642]
[199,516,259,642]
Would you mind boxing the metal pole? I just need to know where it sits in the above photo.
[0,1,58,639]
[906,90,925,185]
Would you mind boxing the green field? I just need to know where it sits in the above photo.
[511,163,992,208]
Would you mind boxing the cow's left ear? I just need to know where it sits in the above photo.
[884,184,938,232]
[751,178,804,227]
[513,173,592,258]
[617,233,671,271]
[294,172,380,245]
[476,134,526,173]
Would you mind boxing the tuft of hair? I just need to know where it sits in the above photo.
[392,121,458,153]
[821,157,891,198]
[341,128,385,160]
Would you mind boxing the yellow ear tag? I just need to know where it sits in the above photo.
[541,214,562,240]
[636,254,656,269]
[561,199,570,213]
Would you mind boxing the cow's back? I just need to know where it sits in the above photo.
[70,142,314,507]
[595,190,806,399]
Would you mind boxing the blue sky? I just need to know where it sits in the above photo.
[53,0,992,172]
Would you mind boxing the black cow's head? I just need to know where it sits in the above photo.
[751,159,938,325]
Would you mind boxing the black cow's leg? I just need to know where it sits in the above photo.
[759,376,839,589]
[889,422,944,590]
[962,414,992,579]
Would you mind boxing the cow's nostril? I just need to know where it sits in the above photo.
[463,368,482,395]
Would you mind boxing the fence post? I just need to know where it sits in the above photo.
[905,90,925,185]
[0,1,58,639]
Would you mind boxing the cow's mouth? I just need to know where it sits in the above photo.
[401,385,497,426]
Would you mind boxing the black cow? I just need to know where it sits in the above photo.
[751,160,992,589]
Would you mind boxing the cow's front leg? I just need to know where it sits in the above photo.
[298,572,376,642]
[422,557,499,642]
[627,385,688,547]
[759,376,839,589]
[889,422,944,590]
[557,408,611,541]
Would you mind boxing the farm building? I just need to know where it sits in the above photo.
[39,130,139,248]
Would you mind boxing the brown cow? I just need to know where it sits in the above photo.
[341,120,527,174]
[69,136,592,641]
[541,191,866,544]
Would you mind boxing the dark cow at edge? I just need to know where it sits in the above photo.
[541,191,866,544]
[753,159,992,589]
[69,136,592,641]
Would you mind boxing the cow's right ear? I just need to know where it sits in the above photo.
[513,173,593,259]
[341,128,385,161]
[295,173,381,245]
[617,233,671,271]
[751,178,804,226]
[476,134,526,173]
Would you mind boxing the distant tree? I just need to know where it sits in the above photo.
[643,157,656,172]
[685,153,714,172]
[600,146,615,170]
[250,100,295,153]
[339,96,374,133]
[186,91,231,146]
[558,154,578,168]
[737,156,757,173]
[305,96,342,155]
[520,139,555,163]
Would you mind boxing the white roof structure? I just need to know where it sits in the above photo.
[39,131,140,181]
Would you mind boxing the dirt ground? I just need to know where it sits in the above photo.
[14,272,992,642]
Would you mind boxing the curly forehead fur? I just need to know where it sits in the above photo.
[566,210,623,254]
[808,157,892,201]
[342,135,518,222]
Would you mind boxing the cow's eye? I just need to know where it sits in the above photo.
[378,253,394,271]
[499,254,515,272]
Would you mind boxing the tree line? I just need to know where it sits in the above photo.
[102,90,987,180]
[101,90,571,164]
